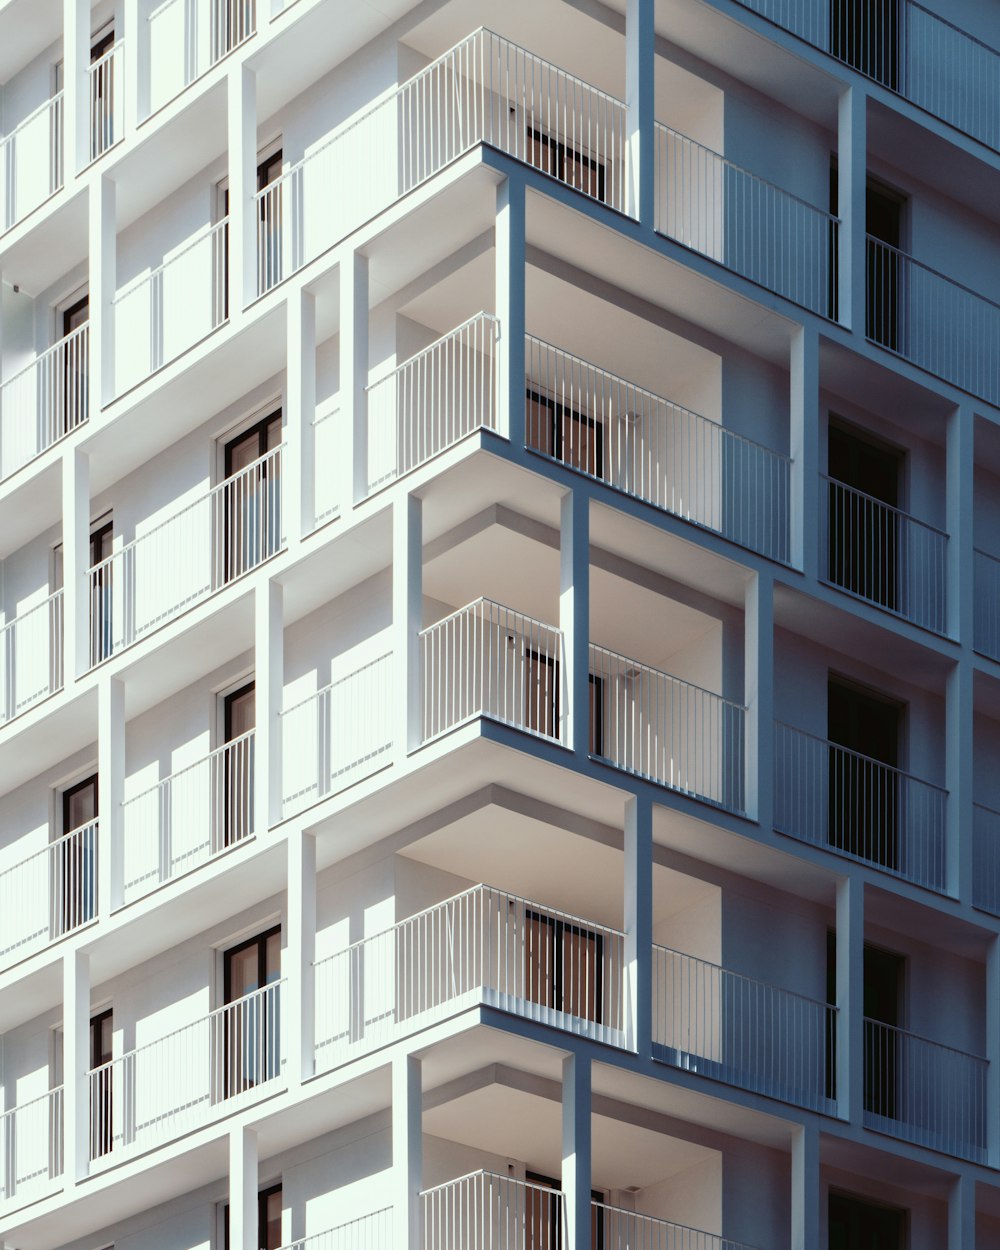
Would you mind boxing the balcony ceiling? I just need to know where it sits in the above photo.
[0,0,61,84]
[0,187,87,300]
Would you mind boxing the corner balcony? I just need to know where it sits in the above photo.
[314,885,626,1073]
[147,0,256,116]
[526,336,791,564]
[87,444,282,667]
[774,723,947,891]
[652,946,837,1114]
[0,821,98,970]
[0,589,64,726]
[0,322,89,483]
[87,980,283,1166]
[864,1019,987,1163]
[0,94,63,234]
[0,1088,63,1213]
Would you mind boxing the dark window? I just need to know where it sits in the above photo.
[524,910,604,1025]
[865,181,905,351]
[257,149,283,292]
[223,1181,283,1250]
[524,1172,604,1250]
[829,0,900,91]
[589,673,604,757]
[829,1190,906,1250]
[89,27,116,160]
[526,387,604,478]
[89,519,114,665]
[90,1007,113,1157]
[222,682,255,848]
[863,943,905,1121]
[526,128,608,204]
[222,925,281,1097]
[223,412,282,582]
[55,774,98,936]
[524,647,559,740]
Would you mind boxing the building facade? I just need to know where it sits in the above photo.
[0,0,998,1247]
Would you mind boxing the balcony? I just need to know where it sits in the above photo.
[121,730,254,906]
[973,803,1000,916]
[0,821,98,970]
[0,94,63,234]
[423,1171,562,1250]
[0,323,89,483]
[0,589,64,726]
[589,645,745,814]
[87,980,283,1165]
[863,1018,987,1163]
[652,946,837,1113]
[774,723,947,891]
[314,885,626,1073]
[364,313,500,496]
[654,124,837,317]
[595,1203,765,1250]
[525,336,791,563]
[87,444,282,667]
[88,40,123,163]
[0,1088,63,1212]
[822,476,948,634]
[974,549,1000,660]
[147,0,256,117]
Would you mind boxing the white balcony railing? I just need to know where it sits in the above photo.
[526,335,791,563]
[0,93,63,233]
[365,313,500,495]
[0,1088,63,1209]
[121,730,254,905]
[312,405,340,525]
[87,445,282,666]
[0,590,64,725]
[594,1202,765,1250]
[423,1171,563,1250]
[589,645,746,814]
[774,723,947,891]
[315,885,626,1070]
[148,0,256,115]
[254,28,628,295]
[89,41,123,162]
[281,653,393,816]
[863,1018,987,1163]
[823,476,948,634]
[420,599,563,744]
[974,803,1000,917]
[974,549,1000,662]
[0,323,89,482]
[276,1209,394,1250]
[113,217,228,394]
[88,979,283,1163]
[0,822,98,969]
[652,946,837,1113]
[654,123,837,317]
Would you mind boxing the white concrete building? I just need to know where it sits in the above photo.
[0,0,999,1246]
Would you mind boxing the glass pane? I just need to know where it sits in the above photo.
[264,1188,282,1250]
[226,943,259,1001]
[227,429,262,477]
[265,931,281,983]
[65,777,98,831]
[226,686,255,739]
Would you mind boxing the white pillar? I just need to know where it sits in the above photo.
[494,178,526,450]
[948,1173,976,1250]
[340,250,369,507]
[790,325,820,577]
[947,404,974,644]
[286,829,316,1087]
[625,0,655,226]
[286,289,317,542]
[560,489,590,755]
[988,935,1000,1168]
[791,1124,820,1250]
[63,0,90,176]
[624,793,653,1054]
[254,579,283,829]
[946,660,973,903]
[229,1125,259,1250]
[392,1053,422,1250]
[837,86,867,334]
[744,571,774,826]
[227,65,257,314]
[63,949,90,1182]
[836,875,864,1124]
[62,447,90,681]
[89,174,116,410]
[562,1053,591,1250]
[393,494,423,759]
[98,675,125,916]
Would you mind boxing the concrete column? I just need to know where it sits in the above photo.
[229,1125,259,1250]
[254,579,284,830]
[946,659,973,904]
[948,1173,976,1250]
[560,489,590,755]
[494,178,526,450]
[625,0,655,226]
[744,571,775,826]
[98,675,125,916]
[836,875,864,1124]
[988,936,1000,1168]
[623,793,653,1054]
[562,1052,592,1250]
[286,289,317,542]
[393,494,423,759]
[62,447,90,681]
[285,829,316,1086]
[89,174,116,410]
[340,251,369,507]
[63,949,90,1182]
[790,325,820,577]
[63,0,90,175]
[392,1053,422,1250]
[837,86,867,335]
[791,1123,820,1250]
[227,65,257,314]
[946,404,975,645]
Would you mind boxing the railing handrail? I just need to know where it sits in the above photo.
[974,799,1000,819]
[590,641,746,713]
[0,818,97,887]
[122,728,255,807]
[591,1200,762,1250]
[88,39,123,73]
[420,1167,564,1201]
[823,474,949,538]
[526,332,790,463]
[274,1209,394,1250]
[0,91,64,146]
[0,322,89,392]
[280,650,392,718]
[0,1084,63,1121]
[776,721,947,792]
[0,587,63,641]
[112,217,229,304]
[419,596,561,640]
[909,1,1000,60]
[365,312,500,394]
[974,546,1000,566]
[864,1014,987,1065]
[654,942,838,1012]
[867,234,1000,315]
[656,120,839,223]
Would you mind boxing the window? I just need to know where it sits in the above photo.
[524,909,604,1025]
[524,1171,604,1250]
[525,127,607,204]
[222,681,255,848]
[524,647,559,739]
[90,23,116,160]
[222,412,282,582]
[257,148,283,293]
[58,293,89,436]
[222,925,281,1097]
[865,181,905,351]
[53,774,98,937]
[526,387,604,478]
[863,942,905,1122]
[589,673,604,758]
[829,1190,906,1250]
[90,1007,113,1157]
[222,1181,283,1250]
